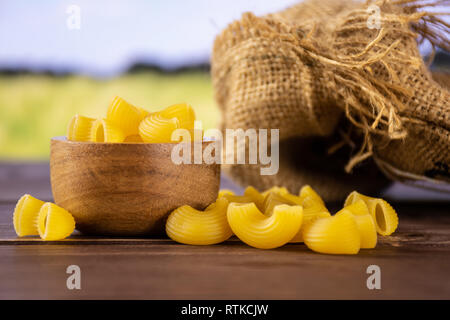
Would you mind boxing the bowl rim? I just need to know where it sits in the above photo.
[52,136,217,145]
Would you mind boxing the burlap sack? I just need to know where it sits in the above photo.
[211,0,449,200]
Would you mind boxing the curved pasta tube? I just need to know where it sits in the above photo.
[13,194,45,236]
[243,186,265,211]
[227,202,303,249]
[260,188,329,243]
[263,191,293,216]
[289,198,330,243]
[106,96,144,136]
[139,114,180,143]
[91,119,126,143]
[218,189,235,198]
[345,191,398,236]
[159,103,195,130]
[220,193,253,204]
[261,186,289,197]
[337,200,377,249]
[301,196,330,218]
[289,211,330,243]
[165,198,232,245]
[67,114,96,142]
[299,185,325,205]
[303,211,360,255]
[37,203,76,241]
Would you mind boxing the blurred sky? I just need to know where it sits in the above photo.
[0,0,447,77]
[0,0,299,76]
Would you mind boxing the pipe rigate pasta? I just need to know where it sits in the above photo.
[91,119,126,143]
[243,186,265,211]
[37,203,76,241]
[299,185,325,205]
[345,191,398,236]
[227,202,303,249]
[67,114,96,142]
[13,194,45,236]
[336,200,377,249]
[165,198,232,245]
[158,103,195,130]
[107,96,145,136]
[139,113,180,143]
[303,211,360,255]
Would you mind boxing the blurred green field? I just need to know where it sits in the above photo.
[0,72,219,159]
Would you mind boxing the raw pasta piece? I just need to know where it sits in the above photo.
[261,186,289,197]
[290,211,331,243]
[123,134,144,143]
[260,188,330,243]
[336,200,377,249]
[345,191,398,236]
[263,191,295,216]
[37,203,76,241]
[227,202,303,249]
[106,96,144,136]
[280,192,303,206]
[165,198,232,245]
[218,189,235,198]
[303,211,360,255]
[243,186,265,211]
[220,193,253,204]
[302,196,330,218]
[159,103,195,129]
[91,119,126,143]
[67,114,96,142]
[299,185,325,205]
[290,198,330,243]
[139,113,180,143]
[13,194,45,236]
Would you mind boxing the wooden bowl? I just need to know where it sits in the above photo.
[50,137,220,236]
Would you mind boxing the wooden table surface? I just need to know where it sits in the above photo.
[0,162,449,299]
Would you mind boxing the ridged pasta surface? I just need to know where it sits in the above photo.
[37,203,75,241]
[345,191,398,236]
[303,211,360,255]
[67,115,96,142]
[139,113,180,143]
[13,194,45,236]
[227,202,303,249]
[107,96,144,136]
[158,103,195,130]
[337,200,377,249]
[166,198,232,245]
[91,119,126,143]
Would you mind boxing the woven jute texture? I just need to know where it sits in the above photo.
[211,0,449,200]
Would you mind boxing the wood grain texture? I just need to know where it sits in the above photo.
[50,138,220,236]
[0,163,449,299]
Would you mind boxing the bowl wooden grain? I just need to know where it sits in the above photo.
[50,137,220,236]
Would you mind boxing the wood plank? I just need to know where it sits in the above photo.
[0,163,449,299]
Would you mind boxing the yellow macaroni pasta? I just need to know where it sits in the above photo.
[345,191,398,236]
[165,198,232,245]
[227,202,303,249]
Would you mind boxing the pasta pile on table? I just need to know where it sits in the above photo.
[67,96,196,143]
[166,185,399,254]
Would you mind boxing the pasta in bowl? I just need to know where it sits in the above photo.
[49,136,220,236]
